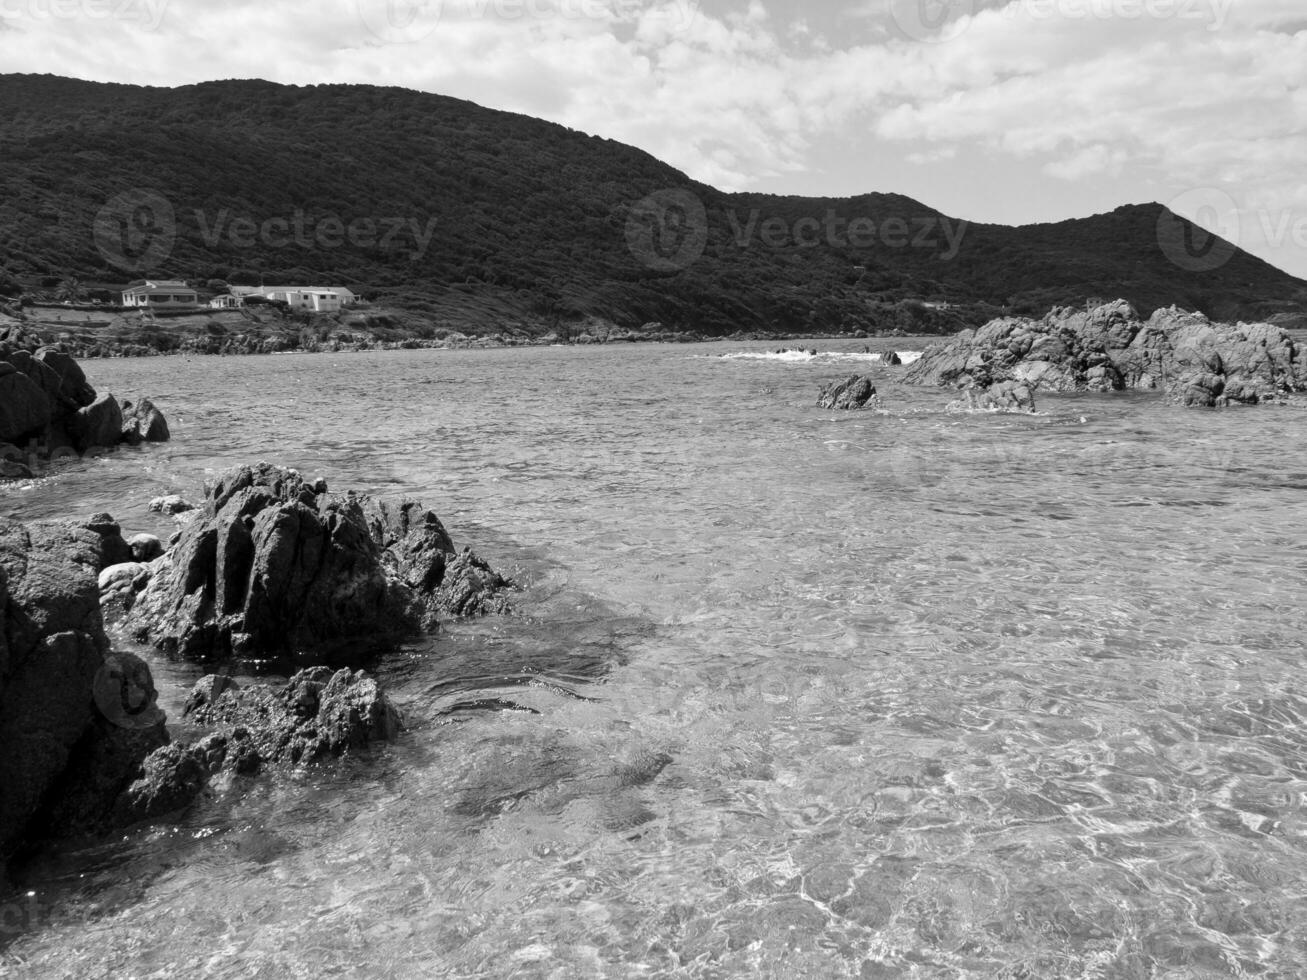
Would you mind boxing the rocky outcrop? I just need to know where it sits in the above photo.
[947,381,1037,414]
[122,463,512,661]
[905,300,1307,407]
[0,334,170,470]
[116,668,402,825]
[0,517,163,860]
[817,375,879,410]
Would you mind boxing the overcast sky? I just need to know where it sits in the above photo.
[3,0,1305,279]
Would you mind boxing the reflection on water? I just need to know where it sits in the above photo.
[3,341,1307,977]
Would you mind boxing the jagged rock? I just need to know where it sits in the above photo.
[432,548,514,619]
[0,520,159,861]
[124,463,512,661]
[115,668,401,824]
[120,398,170,445]
[882,351,902,366]
[183,668,402,766]
[817,375,879,410]
[112,741,210,825]
[148,494,196,515]
[906,301,1305,408]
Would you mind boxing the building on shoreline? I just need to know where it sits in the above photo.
[230,285,358,312]
[122,281,200,309]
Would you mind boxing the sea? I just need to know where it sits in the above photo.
[2,339,1306,978]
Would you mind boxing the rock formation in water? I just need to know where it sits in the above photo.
[0,516,168,861]
[946,381,1038,414]
[117,668,402,824]
[817,375,879,410]
[119,462,512,661]
[0,327,170,477]
[904,300,1307,407]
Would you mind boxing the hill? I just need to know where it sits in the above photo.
[1,74,1303,337]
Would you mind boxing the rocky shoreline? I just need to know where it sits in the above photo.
[0,454,512,886]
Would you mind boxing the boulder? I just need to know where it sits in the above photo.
[977,381,1037,413]
[70,393,124,454]
[0,342,169,462]
[148,494,196,515]
[33,348,95,410]
[906,300,1305,408]
[120,398,170,445]
[124,463,512,661]
[0,365,52,443]
[817,375,879,410]
[0,520,160,861]
[99,562,152,620]
[128,533,165,562]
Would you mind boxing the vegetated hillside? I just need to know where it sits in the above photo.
[1,74,1303,337]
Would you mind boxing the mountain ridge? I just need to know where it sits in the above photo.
[1,73,1303,336]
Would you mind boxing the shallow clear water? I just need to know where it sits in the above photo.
[3,341,1307,978]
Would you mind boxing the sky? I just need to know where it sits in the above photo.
[2,0,1305,279]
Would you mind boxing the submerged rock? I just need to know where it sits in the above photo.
[124,462,512,661]
[905,300,1306,407]
[116,669,403,824]
[817,375,879,410]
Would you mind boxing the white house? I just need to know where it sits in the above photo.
[209,294,243,309]
[122,281,199,309]
[229,285,357,312]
